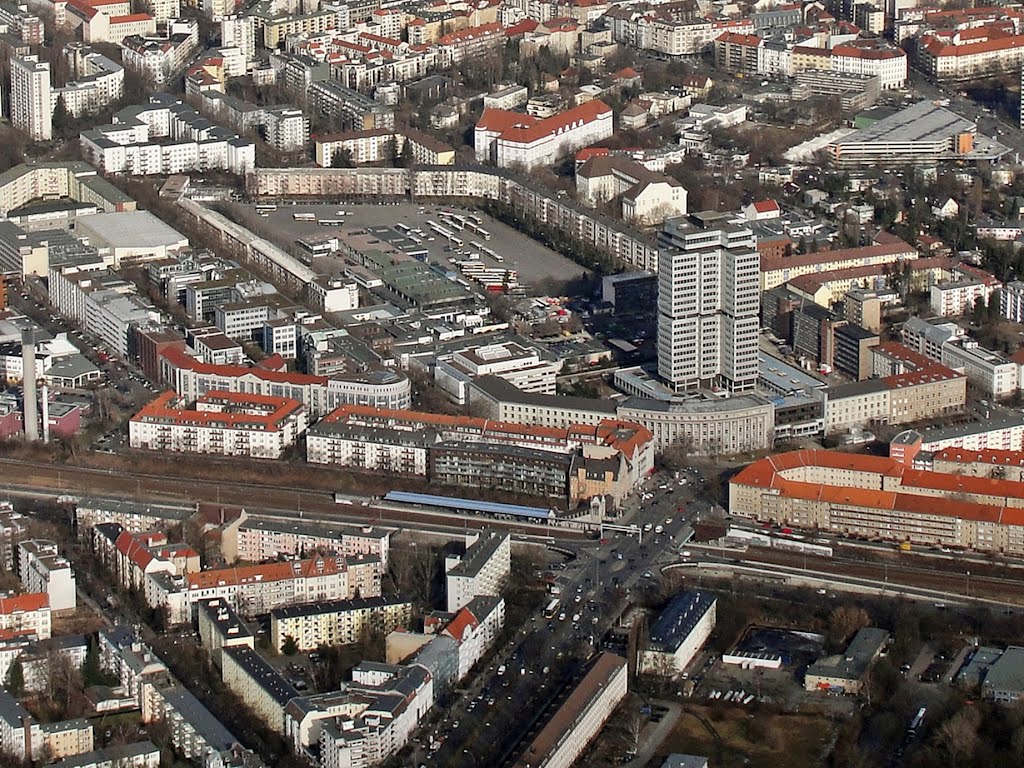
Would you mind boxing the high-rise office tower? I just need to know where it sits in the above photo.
[11,55,51,142]
[657,215,760,393]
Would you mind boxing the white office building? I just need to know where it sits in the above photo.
[16,540,77,612]
[657,219,760,393]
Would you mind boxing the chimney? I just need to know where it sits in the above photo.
[21,330,38,441]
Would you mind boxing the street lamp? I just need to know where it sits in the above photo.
[463,750,478,768]
[966,570,971,598]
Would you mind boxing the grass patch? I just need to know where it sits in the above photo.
[656,705,835,768]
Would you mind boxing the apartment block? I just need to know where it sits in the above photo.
[639,591,716,675]
[270,596,412,652]
[129,391,308,459]
[221,512,390,570]
[475,100,613,170]
[11,56,51,141]
[510,653,627,768]
[221,646,298,731]
[0,593,51,639]
[942,339,1019,399]
[16,540,76,611]
[197,598,254,667]
[445,531,510,613]
[150,554,382,623]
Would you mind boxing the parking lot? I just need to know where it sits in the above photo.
[226,201,587,289]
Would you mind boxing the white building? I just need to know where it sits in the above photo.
[221,15,255,57]
[1001,280,1024,323]
[930,278,997,317]
[445,531,511,613]
[475,100,614,170]
[510,653,627,768]
[657,220,760,393]
[56,44,124,118]
[263,108,309,152]
[11,55,51,141]
[17,540,76,612]
[129,390,308,459]
[306,277,358,313]
[639,591,717,674]
[121,20,199,85]
[435,341,558,404]
[942,339,1019,399]
[0,593,51,640]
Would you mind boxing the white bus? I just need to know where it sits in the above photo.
[395,222,411,233]
[319,219,344,227]
[450,236,463,247]
[256,204,277,213]
[293,212,316,222]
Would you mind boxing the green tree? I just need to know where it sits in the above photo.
[52,95,72,141]
[281,635,298,656]
[397,138,413,168]
[6,659,24,697]
[331,148,353,168]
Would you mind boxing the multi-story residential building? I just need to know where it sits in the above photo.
[308,81,395,132]
[197,598,254,668]
[57,44,124,117]
[0,505,27,572]
[263,108,309,152]
[475,100,613,170]
[730,448,1024,553]
[11,55,51,141]
[445,532,511,613]
[930,264,1001,317]
[149,554,382,623]
[0,0,43,44]
[441,595,505,681]
[270,596,412,652]
[510,653,627,768]
[575,155,687,226]
[760,236,918,292]
[220,646,298,731]
[48,742,160,768]
[220,512,390,569]
[0,688,93,763]
[80,97,256,176]
[0,160,134,217]
[129,390,308,459]
[74,498,193,538]
[121,20,199,85]
[16,540,76,611]
[435,21,505,65]
[901,316,965,362]
[608,7,753,57]
[158,347,411,417]
[307,664,433,767]
[919,27,1024,82]
[657,219,760,393]
[0,593,51,639]
[305,405,654,506]
[825,364,966,433]
[942,339,1019,399]
[1002,280,1024,323]
[639,591,716,674]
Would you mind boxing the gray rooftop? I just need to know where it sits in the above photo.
[648,591,716,652]
[837,101,974,145]
[983,646,1024,696]
[806,627,889,683]
[448,532,509,580]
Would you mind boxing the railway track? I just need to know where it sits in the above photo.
[744,546,1024,603]
[0,457,584,540]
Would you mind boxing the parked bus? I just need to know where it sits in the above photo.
[319,219,344,227]
[908,707,926,736]
[544,598,560,619]
[293,212,316,222]
[395,222,411,233]
[450,236,463,247]
[256,204,277,213]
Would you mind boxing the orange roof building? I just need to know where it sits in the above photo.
[475,100,614,170]
[729,449,1024,553]
[129,390,308,459]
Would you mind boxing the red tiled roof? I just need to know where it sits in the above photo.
[161,347,326,386]
[131,390,303,431]
[443,607,479,641]
[872,342,933,370]
[500,100,612,145]
[762,239,916,273]
[0,593,49,614]
[934,447,1024,466]
[753,199,779,213]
